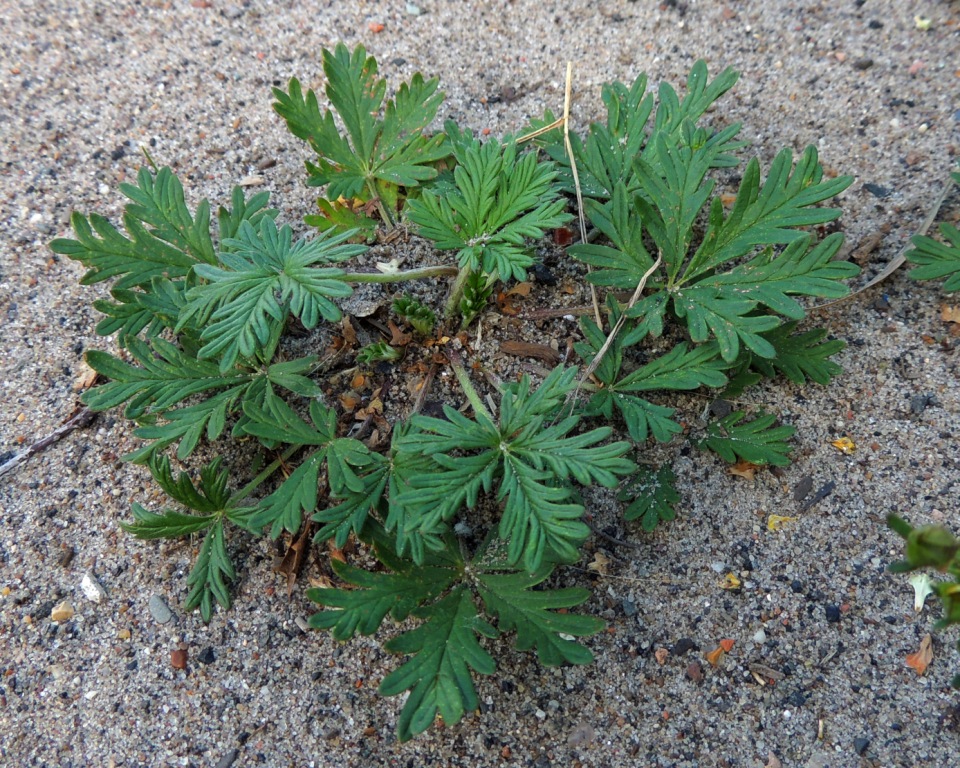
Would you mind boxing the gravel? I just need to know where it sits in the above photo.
[1,1,959,766]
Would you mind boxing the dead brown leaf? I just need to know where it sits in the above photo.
[500,341,562,365]
[341,315,358,346]
[388,320,412,346]
[941,304,960,324]
[728,460,758,481]
[72,363,99,392]
[274,521,314,598]
[705,647,725,667]
[587,551,610,575]
[506,282,533,297]
[906,633,933,675]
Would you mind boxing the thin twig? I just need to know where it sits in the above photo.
[810,174,954,311]
[410,362,439,415]
[586,520,647,551]
[561,61,602,328]
[577,255,662,390]
[0,406,98,481]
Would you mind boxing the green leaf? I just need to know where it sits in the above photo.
[407,138,571,282]
[122,503,216,539]
[118,166,217,265]
[907,221,960,292]
[380,588,497,742]
[51,168,208,290]
[683,148,853,281]
[125,385,254,463]
[700,410,795,466]
[272,44,448,209]
[476,565,604,665]
[249,450,325,538]
[216,185,277,244]
[749,321,845,385]
[312,453,390,547]
[396,366,634,571]
[82,336,253,418]
[181,218,362,371]
[620,465,680,531]
[184,520,237,622]
[307,552,462,641]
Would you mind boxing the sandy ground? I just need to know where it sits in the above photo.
[1,1,959,766]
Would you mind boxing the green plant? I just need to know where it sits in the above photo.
[888,515,960,687]
[906,169,960,291]
[53,46,859,741]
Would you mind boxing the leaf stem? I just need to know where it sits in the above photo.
[443,264,473,320]
[367,179,396,229]
[446,347,494,422]
[343,265,459,284]
[230,443,302,505]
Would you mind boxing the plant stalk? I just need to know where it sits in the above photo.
[446,347,494,422]
[230,443,302,506]
[343,265,459,284]
[443,264,474,320]
[367,179,396,229]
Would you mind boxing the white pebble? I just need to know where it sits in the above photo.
[81,572,108,604]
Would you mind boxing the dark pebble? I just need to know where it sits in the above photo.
[171,648,188,670]
[622,599,638,617]
[709,399,733,418]
[784,689,807,707]
[910,394,937,414]
[891,722,903,732]
[868,19,883,29]
[863,182,891,198]
[792,475,813,503]
[672,637,699,656]
[197,647,216,665]
[215,749,239,768]
[854,737,870,756]
[825,604,841,623]
[883,615,898,625]
[110,145,126,161]
[853,58,874,70]
[530,262,558,286]
[125,659,138,671]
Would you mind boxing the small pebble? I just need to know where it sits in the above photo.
[51,600,74,623]
[171,648,188,670]
[148,595,173,625]
[80,572,108,604]
[567,722,595,747]
[686,662,703,682]
[852,58,874,70]
[197,647,216,665]
[863,182,891,199]
[825,604,841,623]
[753,629,766,644]
[215,749,239,768]
[854,737,870,756]
[621,599,638,617]
[222,5,244,19]
[672,637,698,655]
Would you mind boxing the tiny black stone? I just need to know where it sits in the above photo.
[784,690,807,707]
[890,722,903,732]
[853,737,870,756]
[110,145,126,161]
[791,579,804,594]
[868,19,883,29]
[197,647,216,665]
[825,604,841,623]
[125,659,138,671]
[672,637,698,656]
[863,182,891,199]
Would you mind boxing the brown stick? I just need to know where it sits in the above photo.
[0,406,98,481]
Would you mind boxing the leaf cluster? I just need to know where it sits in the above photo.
[906,170,960,292]
[52,49,864,743]
[888,514,960,687]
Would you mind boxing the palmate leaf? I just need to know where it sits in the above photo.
[406,138,571,282]
[396,366,634,572]
[576,300,727,443]
[179,218,362,372]
[533,61,743,200]
[476,565,604,666]
[184,520,237,622]
[619,465,680,531]
[273,43,448,208]
[700,410,795,466]
[121,457,248,622]
[381,588,497,742]
[627,234,857,362]
[746,321,845,386]
[907,221,960,291]
[307,548,462,641]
